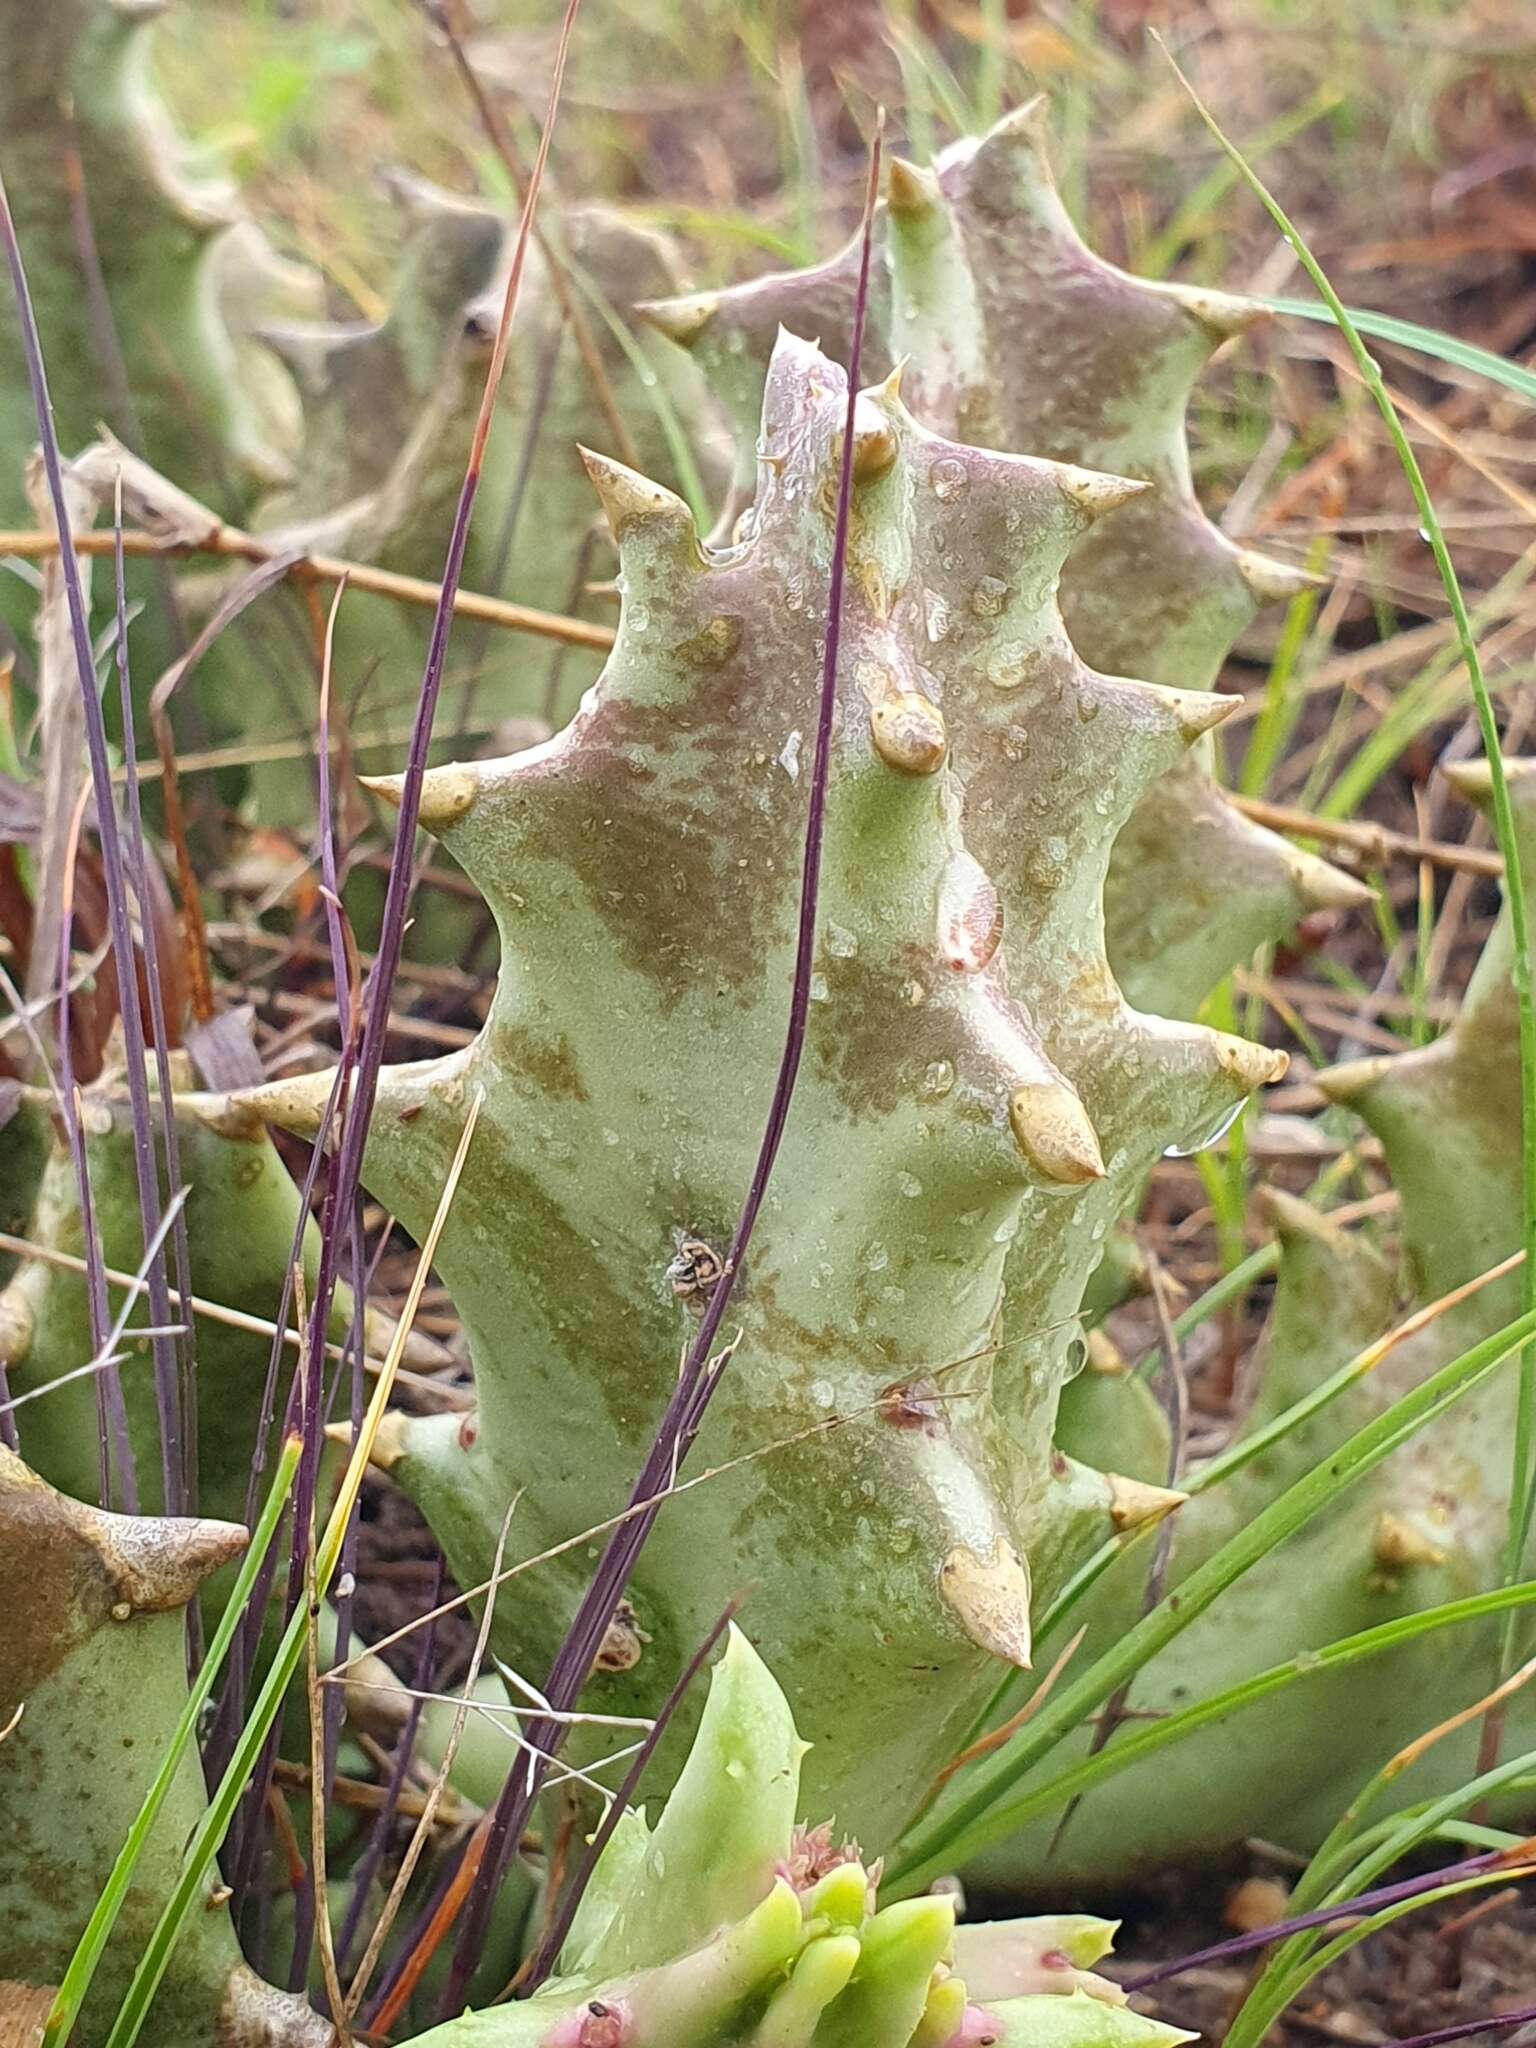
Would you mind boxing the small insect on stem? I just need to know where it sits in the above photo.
[667,1237,726,1310]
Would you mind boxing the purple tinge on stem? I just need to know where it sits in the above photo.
[1122,1844,1534,1992]
[443,112,889,2019]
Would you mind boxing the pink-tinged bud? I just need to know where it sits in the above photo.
[544,1998,632,2048]
[946,2005,1004,2046]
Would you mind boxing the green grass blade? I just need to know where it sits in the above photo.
[920,1580,1536,1853]
[1231,1868,1532,2048]
[104,1580,312,2047]
[43,1435,302,2048]
[1262,297,1536,406]
[1239,543,1330,798]
[1161,33,1536,1689]
[886,1307,1536,1891]
[1226,1745,1536,2048]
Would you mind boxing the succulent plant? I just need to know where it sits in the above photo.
[638,100,1370,1025]
[0,1061,433,1535]
[0,1446,330,2045]
[0,0,314,530]
[238,181,723,804]
[241,328,1289,1849]
[409,1626,1190,2048]
[963,759,1536,1887]
[0,0,722,816]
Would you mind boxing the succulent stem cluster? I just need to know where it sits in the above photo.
[0,0,717,795]
[0,3,1527,2037]
[637,101,1371,1023]
[245,326,1289,1844]
[970,760,1536,1885]
[410,1628,1188,2048]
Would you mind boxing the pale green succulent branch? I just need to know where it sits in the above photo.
[0,0,724,822]
[637,99,1369,1028]
[0,1064,441,1536]
[964,761,1536,1887]
[244,328,1284,1848]
[0,0,314,528]
[0,1447,329,2046]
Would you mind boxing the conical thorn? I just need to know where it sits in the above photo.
[358,764,480,831]
[1172,284,1267,346]
[1373,1511,1447,1570]
[1442,755,1535,814]
[1442,758,1496,805]
[871,693,947,776]
[877,358,910,407]
[327,1409,410,1472]
[1055,465,1152,522]
[1288,847,1375,912]
[886,156,943,217]
[235,1069,335,1140]
[1008,1082,1106,1186]
[1108,1474,1189,1533]
[633,291,718,348]
[580,445,697,545]
[1257,1184,1356,1250]
[1162,687,1239,744]
[1212,1035,1289,1092]
[939,1538,1032,1669]
[220,1963,339,2047]
[1084,1328,1127,1376]
[185,1092,270,1142]
[1236,550,1322,604]
[1315,1054,1393,1105]
[845,394,900,484]
[357,770,403,812]
[96,1507,249,1616]
[0,1287,36,1368]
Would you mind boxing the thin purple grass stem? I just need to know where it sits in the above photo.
[59,894,134,1507]
[443,116,887,2017]
[1122,1844,1536,1991]
[1380,2003,1536,2048]
[0,169,183,1509]
[523,1598,742,1992]
[111,506,200,1528]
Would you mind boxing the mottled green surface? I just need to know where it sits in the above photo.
[0,1075,386,1543]
[0,0,723,820]
[639,102,1367,1026]
[969,762,1536,1886]
[0,1449,328,2046]
[409,1630,1191,2048]
[248,336,1282,1848]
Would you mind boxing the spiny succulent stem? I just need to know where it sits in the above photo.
[453,114,887,2013]
[1164,38,1536,1672]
